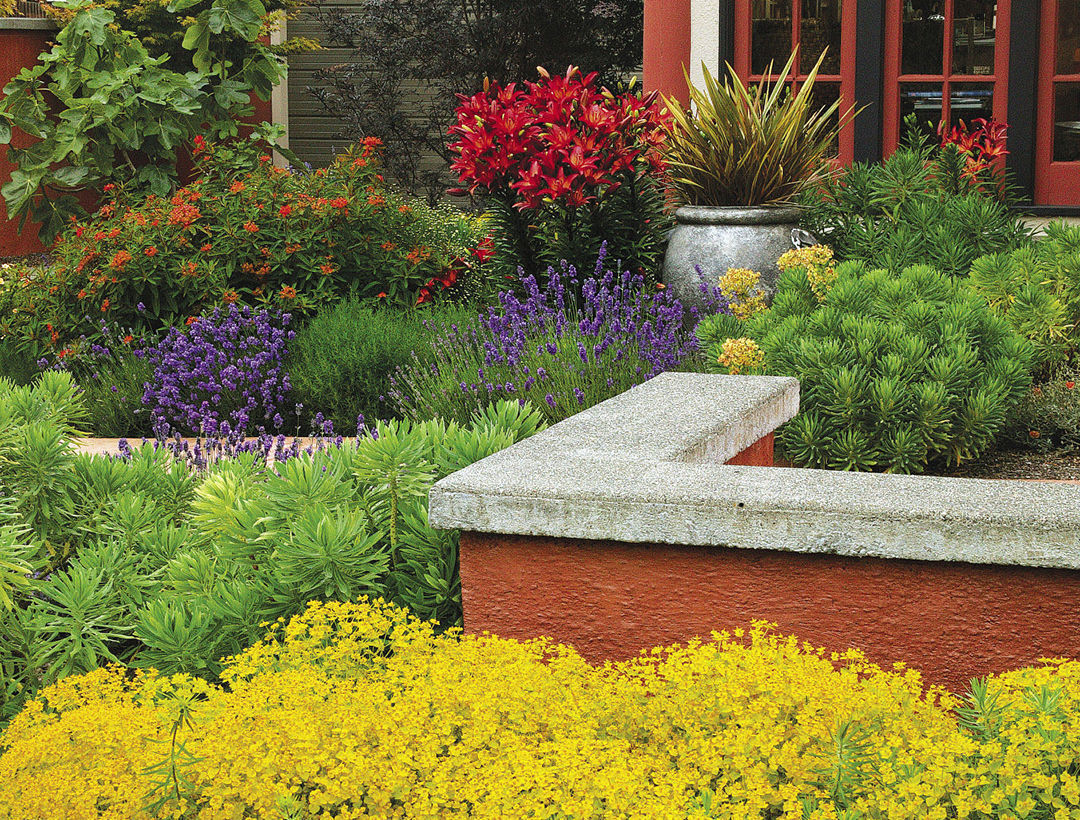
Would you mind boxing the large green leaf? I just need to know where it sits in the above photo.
[2,89,49,139]
[182,21,212,72]
[1,169,41,217]
[67,5,114,46]
[212,0,264,38]
[49,165,93,188]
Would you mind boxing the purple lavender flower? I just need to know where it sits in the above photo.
[142,305,293,437]
[389,243,712,424]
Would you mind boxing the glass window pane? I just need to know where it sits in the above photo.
[752,0,793,75]
[799,0,842,75]
[901,0,944,75]
[1055,84,1080,162]
[808,81,841,155]
[949,83,993,128]
[900,83,944,141]
[1057,0,1080,74]
[952,0,997,76]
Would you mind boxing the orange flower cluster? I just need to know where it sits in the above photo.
[167,202,201,227]
[109,250,132,270]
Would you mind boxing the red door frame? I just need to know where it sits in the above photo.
[733,0,858,165]
[1035,0,1080,205]
[882,0,1011,156]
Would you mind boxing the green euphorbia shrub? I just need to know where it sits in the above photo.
[0,369,546,719]
[697,261,1034,472]
[967,220,1080,375]
[798,123,1030,277]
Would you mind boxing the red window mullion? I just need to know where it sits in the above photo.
[739,0,855,165]
[941,0,955,126]
[791,0,802,78]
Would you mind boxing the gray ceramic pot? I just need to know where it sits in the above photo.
[662,204,803,316]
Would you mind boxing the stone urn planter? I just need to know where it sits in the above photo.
[662,204,803,317]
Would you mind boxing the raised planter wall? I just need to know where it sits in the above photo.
[429,373,1080,691]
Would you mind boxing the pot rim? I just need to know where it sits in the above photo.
[674,204,804,226]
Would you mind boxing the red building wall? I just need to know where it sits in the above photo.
[0,24,58,256]
[459,530,1080,693]
[643,0,692,104]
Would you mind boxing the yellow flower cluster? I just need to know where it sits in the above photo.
[3,598,1080,820]
[778,244,838,301]
[718,266,767,320]
[718,336,765,375]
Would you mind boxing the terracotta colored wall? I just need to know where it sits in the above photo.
[459,530,1080,692]
[724,431,774,467]
[643,0,691,104]
[0,25,57,255]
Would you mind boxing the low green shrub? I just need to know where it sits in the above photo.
[0,264,42,385]
[698,259,1033,472]
[799,124,1030,277]
[287,301,481,431]
[0,339,36,387]
[967,220,1080,375]
[69,350,154,438]
[5,599,1080,819]
[0,371,544,720]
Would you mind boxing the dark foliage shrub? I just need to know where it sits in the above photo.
[311,0,643,200]
[1006,366,1080,451]
[390,246,702,425]
[697,261,1033,472]
[288,300,480,432]
[799,123,1030,277]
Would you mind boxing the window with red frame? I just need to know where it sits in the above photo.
[883,0,1011,154]
[734,0,857,165]
[1035,0,1080,205]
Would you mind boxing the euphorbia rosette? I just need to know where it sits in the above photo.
[448,67,671,211]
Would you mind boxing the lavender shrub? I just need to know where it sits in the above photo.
[142,305,294,437]
[390,245,723,424]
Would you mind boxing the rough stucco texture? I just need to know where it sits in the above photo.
[459,530,1080,692]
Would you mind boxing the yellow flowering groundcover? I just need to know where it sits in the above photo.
[2,598,1080,819]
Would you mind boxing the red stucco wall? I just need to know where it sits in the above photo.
[0,26,57,256]
[643,0,691,104]
[459,530,1080,692]
[724,431,774,466]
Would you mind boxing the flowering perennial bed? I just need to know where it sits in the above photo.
[2,598,1080,819]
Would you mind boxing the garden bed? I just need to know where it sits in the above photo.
[938,446,1080,482]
